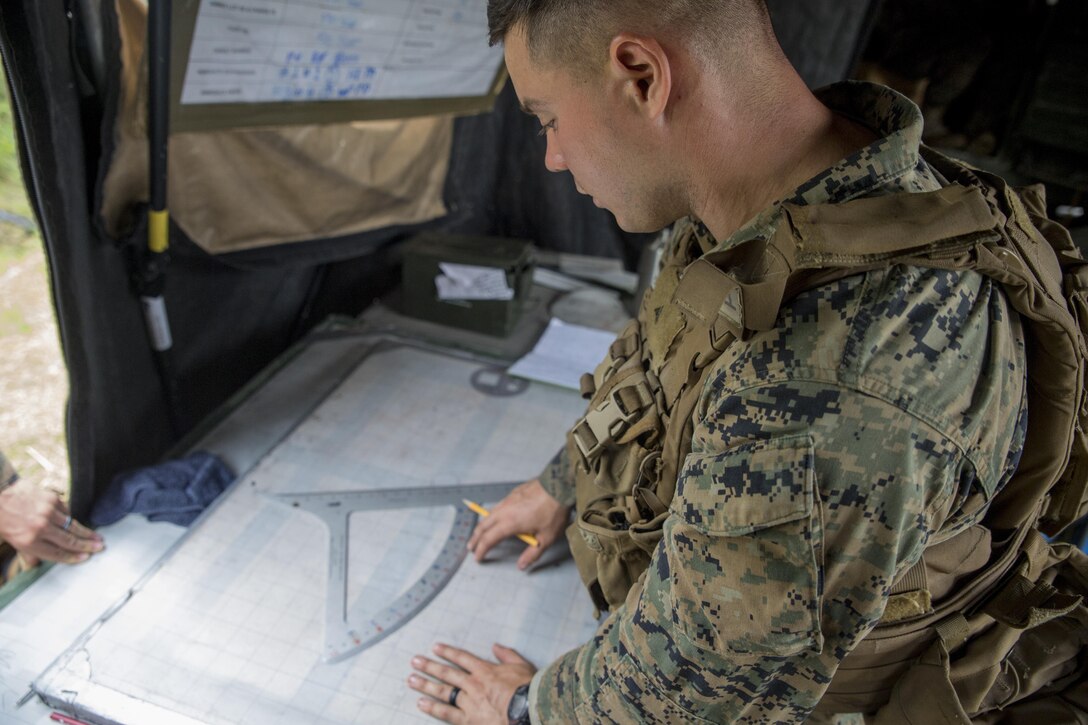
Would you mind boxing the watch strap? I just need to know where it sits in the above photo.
[507,682,531,725]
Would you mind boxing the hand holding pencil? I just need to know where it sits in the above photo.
[462,499,540,548]
[465,479,572,570]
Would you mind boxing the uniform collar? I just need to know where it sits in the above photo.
[706,81,925,254]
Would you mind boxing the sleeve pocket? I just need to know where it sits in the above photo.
[663,434,823,659]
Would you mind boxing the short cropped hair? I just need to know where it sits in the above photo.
[487,0,772,70]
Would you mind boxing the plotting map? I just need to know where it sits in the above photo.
[35,343,600,724]
[180,0,504,105]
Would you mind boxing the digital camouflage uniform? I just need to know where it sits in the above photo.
[0,450,15,489]
[1,449,24,579]
[528,82,1029,723]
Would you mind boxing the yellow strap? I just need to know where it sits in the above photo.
[148,209,170,253]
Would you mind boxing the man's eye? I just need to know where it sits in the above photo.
[536,120,556,137]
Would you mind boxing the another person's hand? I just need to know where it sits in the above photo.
[467,479,570,570]
[0,480,103,566]
[409,642,535,724]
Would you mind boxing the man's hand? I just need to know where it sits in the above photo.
[409,642,535,724]
[467,479,570,570]
[0,480,103,566]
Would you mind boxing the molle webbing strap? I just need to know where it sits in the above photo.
[984,572,1081,629]
[979,529,1084,630]
[934,613,971,653]
[672,259,743,334]
[579,373,595,399]
[610,330,640,361]
[778,185,999,266]
[672,257,790,337]
[661,263,734,406]
[893,561,930,596]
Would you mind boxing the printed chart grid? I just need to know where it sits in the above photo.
[36,345,598,724]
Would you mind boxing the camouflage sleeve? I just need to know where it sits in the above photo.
[531,267,1027,722]
[536,445,575,507]
[0,450,17,547]
[0,449,17,489]
[533,387,973,722]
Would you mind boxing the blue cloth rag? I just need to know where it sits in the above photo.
[89,451,234,527]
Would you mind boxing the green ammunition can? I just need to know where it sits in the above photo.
[401,233,534,337]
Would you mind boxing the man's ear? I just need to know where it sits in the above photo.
[608,33,672,120]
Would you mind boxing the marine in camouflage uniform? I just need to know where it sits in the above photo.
[0,450,16,490]
[0,449,102,573]
[1,448,22,580]
[529,81,1029,722]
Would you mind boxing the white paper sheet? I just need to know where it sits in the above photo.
[435,263,514,301]
[180,0,504,105]
[508,318,617,390]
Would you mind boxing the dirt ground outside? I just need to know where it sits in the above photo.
[0,86,69,494]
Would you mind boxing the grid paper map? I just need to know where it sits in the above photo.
[35,344,600,724]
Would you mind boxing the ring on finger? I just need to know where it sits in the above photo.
[448,686,461,707]
[62,514,73,531]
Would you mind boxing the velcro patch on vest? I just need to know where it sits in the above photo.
[643,266,687,374]
[882,589,933,623]
[673,260,740,327]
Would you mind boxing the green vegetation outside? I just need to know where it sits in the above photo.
[0,78,36,266]
[0,81,31,217]
[0,68,67,494]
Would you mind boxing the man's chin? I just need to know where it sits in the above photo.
[612,212,673,235]
[592,198,676,234]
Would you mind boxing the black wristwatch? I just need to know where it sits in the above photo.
[507,682,531,725]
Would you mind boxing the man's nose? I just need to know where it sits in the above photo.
[544,134,567,172]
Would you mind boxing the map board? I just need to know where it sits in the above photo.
[34,341,599,724]
[171,0,507,132]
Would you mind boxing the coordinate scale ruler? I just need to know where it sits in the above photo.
[269,481,521,663]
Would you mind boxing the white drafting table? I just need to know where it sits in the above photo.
[25,332,601,725]
[0,517,186,725]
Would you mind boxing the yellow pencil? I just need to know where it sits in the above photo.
[462,499,540,547]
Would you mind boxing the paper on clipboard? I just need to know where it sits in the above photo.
[179,0,504,107]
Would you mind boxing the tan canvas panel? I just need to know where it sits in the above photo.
[101,0,452,254]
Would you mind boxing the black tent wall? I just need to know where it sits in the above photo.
[0,0,876,516]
